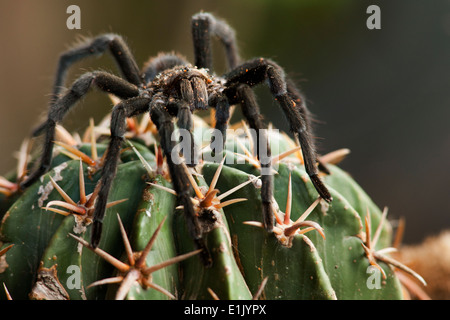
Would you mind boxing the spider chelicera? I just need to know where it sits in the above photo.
[19,12,332,264]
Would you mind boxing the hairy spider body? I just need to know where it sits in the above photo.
[19,12,332,264]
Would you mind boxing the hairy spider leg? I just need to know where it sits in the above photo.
[208,92,231,154]
[191,13,329,175]
[142,53,190,83]
[285,78,331,175]
[236,84,274,231]
[192,13,282,230]
[191,12,240,72]
[27,34,142,164]
[284,78,314,144]
[20,71,140,189]
[91,96,152,248]
[25,34,145,182]
[150,97,211,266]
[175,78,202,167]
[224,58,332,202]
[191,13,239,153]
[31,34,143,138]
[53,34,142,97]
[32,34,142,137]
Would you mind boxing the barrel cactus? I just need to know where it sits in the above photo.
[0,114,425,300]
[0,11,426,301]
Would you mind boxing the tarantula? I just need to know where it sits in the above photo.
[19,12,332,264]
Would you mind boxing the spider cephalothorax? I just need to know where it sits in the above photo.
[151,64,215,95]
[18,12,332,265]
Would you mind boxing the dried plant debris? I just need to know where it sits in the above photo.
[394,230,450,300]
[30,264,70,300]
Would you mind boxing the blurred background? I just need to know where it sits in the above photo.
[0,0,448,245]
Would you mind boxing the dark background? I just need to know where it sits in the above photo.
[0,0,449,245]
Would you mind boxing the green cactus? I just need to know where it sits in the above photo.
[0,116,425,300]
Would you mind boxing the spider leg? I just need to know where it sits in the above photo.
[31,34,142,137]
[191,12,240,153]
[224,58,332,202]
[191,12,240,71]
[286,79,331,175]
[236,84,274,231]
[91,96,152,248]
[150,97,211,265]
[208,92,231,154]
[173,99,197,167]
[285,78,314,138]
[171,75,210,167]
[52,34,142,101]
[142,52,189,83]
[20,71,140,189]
